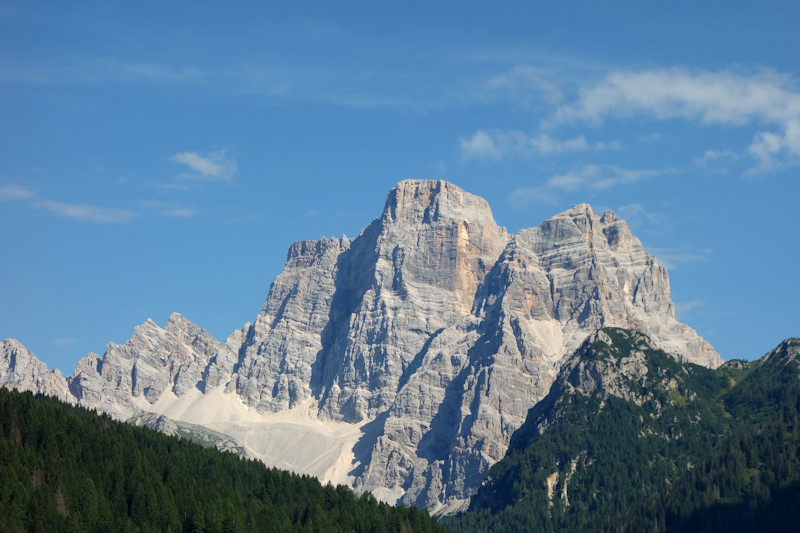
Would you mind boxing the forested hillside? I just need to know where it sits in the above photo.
[447,331,800,532]
[0,388,446,532]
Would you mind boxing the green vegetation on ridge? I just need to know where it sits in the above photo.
[447,331,800,533]
[0,388,446,533]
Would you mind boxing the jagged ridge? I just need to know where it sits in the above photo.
[0,179,722,514]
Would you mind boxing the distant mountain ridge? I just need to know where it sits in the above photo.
[0,179,721,514]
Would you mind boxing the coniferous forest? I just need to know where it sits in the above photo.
[3,333,800,532]
[0,388,446,532]
[446,333,800,532]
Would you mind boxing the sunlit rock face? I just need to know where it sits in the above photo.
[0,338,73,404]
[1,179,721,515]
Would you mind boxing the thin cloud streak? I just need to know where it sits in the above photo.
[461,130,620,160]
[0,183,36,200]
[649,246,713,270]
[547,164,659,191]
[510,164,662,208]
[675,299,706,314]
[35,200,136,223]
[0,59,206,86]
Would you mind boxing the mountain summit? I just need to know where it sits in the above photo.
[0,179,720,513]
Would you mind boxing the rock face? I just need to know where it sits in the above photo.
[0,179,721,514]
[67,313,242,420]
[0,339,73,404]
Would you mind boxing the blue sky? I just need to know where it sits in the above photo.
[1,1,798,371]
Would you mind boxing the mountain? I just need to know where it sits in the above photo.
[448,330,800,532]
[0,179,721,513]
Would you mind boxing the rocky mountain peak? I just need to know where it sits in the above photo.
[519,203,638,255]
[1,179,726,514]
[562,328,662,400]
[383,179,500,228]
[761,337,800,365]
[0,339,73,403]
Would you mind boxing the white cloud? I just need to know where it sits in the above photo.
[170,149,237,181]
[553,68,800,171]
[547,164,658,191]
[747,119,800,171]
[510,164,660,208]
[35,200,136,223]
[694,149,737,168]
[615,203,670,228]
[0,183,36,200]
[508,185,560,208]
[554,68,800,125]
[648,246,713,270]
[461,130,620,160]
[460,130,502,159]
[485,64,564,106]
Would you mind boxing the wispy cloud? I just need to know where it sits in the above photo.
[648,245,713,270]
[547,164,659,191]
[615,203,670,231]
[694,149,737,169]
[484,64,564,106]
[0,183,36,200]
[675,299,706,314]
[552,68,800,171]
[171,149,237,181]
[35,200,136,223]
[0,59,205,86]
[510,164,662,208]
[461,130,620,160]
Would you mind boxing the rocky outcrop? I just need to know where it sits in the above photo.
[67,312,241,419]
[0,339,73,403]
[0,179,722,514]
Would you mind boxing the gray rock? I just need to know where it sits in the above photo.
[0,179,722,514]
[0,339,73,403]
[67,312,237,419]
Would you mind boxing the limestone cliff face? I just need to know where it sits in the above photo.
[0,339,73,403]
[0,179,721,514]
[351,195,720,512]
[232,180,509,423]
[67,313,241,419]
